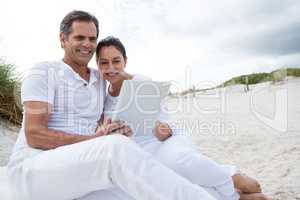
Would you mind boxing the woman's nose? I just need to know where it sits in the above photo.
[106,63,117,73]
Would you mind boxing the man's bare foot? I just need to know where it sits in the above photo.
[240,193,272,200]
[232,173,262,193]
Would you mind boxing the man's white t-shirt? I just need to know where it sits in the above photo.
[13,60,106,152]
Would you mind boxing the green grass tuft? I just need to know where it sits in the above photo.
[221,67,300,87]
[0,59,22,125]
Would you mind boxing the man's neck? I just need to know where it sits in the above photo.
[63,57,90,82]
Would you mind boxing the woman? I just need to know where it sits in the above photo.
[90,36,271,200]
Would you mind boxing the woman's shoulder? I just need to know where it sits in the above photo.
[132,74,152,81]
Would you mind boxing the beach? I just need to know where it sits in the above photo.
[0,121,18,166]
[1,78,300,200]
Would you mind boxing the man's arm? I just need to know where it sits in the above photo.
[24,101,97,150]
[25,101,131,150]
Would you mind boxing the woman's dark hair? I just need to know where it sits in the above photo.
[60,10,99,38]
[96,36,127,61]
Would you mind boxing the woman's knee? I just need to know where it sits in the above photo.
[156,145,196,168]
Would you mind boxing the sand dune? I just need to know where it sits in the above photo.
[0,78,300,200]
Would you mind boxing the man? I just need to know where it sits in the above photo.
[7,10,216,200]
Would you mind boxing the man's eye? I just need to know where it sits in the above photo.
[90,38,97,42]
[113,60,120,63]
[75,36,85,40]
[100,62,108,65]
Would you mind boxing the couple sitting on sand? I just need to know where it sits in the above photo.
[7,10,271,200]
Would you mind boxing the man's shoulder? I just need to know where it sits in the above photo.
[25,61,63,76]
[29,60,63,70]
[22,61,64,85]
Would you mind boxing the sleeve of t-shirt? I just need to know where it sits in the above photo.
[21,62,56,105]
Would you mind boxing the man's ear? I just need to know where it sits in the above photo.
[59,32,66,49]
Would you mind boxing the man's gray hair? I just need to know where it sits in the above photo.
[60,10,99,38]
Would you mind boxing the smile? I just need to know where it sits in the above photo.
[76,49,92,56]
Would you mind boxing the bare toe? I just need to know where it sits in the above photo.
[233,173,262,193]
[240,193,272,200]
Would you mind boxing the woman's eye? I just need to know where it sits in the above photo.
[113,60,120,63]
[100,62,108,65]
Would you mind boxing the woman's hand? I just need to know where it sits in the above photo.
[107,71,133,97]
[118,71,133,81]
[95,117,133,137]
[153,121,172,141]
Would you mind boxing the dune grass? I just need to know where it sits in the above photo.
[221,67,300,87]
[177,67,300,95]
[0,60,22,125]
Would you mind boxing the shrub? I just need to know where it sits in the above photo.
[0,60,22,125]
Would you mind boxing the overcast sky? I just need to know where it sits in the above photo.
[0,0,299,91]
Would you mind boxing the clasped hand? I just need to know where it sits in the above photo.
[96,117,172,141]
[95,117,133,137]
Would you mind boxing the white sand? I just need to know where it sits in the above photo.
[167,78,300,199]
[0,78,299,200]
[0,121,18,166]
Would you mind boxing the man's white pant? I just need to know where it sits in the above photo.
[9,135,238,200]
[8,135,217,200]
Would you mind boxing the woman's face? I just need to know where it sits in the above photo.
[97,45,127,84]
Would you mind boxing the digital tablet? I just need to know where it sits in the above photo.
[111,80,171,136]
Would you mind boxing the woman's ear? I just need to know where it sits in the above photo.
[124,58,128,68]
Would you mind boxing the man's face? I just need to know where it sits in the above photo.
[60,21,97,66]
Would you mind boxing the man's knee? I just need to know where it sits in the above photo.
[102,135,137,154]
[104,134,133,146]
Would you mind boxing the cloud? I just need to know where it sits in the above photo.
[155,0,300,37]
[0,0,299,89]
[233,20,300,56]
[104,0,300,86]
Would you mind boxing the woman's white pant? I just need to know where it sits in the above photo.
[8,134,217,200]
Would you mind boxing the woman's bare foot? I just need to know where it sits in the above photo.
[240,193,272,200]
[232,173,262,193]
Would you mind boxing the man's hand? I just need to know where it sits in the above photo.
[153,121,172,141]
[96,117,133,137]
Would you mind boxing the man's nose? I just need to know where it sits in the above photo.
[82,38,92,48]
